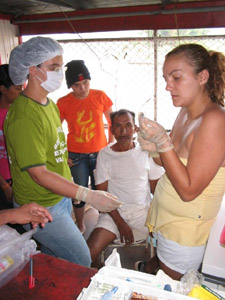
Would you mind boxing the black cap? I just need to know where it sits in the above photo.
[65,60,91,88]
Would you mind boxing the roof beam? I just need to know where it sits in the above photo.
[35,0,91,10]
[12,1,225,35]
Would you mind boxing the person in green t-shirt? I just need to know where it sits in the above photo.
[4,36,121,267]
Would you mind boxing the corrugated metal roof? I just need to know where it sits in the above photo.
[1,0,224,35]
[0,0,208,17]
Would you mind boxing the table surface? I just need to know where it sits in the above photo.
[0,253,97,300]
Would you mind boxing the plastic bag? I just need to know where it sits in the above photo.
[0,225,39,288]
[175,269,204,295]
[104,248,122,268]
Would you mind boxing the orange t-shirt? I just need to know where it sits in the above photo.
[57,89,113,153]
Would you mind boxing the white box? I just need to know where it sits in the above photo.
[77,266,197,300]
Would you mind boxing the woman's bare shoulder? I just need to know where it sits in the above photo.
[203,104,225,123]
[199,105,225,147]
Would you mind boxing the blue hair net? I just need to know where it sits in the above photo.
[9,36,63,85]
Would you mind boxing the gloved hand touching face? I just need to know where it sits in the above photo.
[75,186,121,212]
[138,112,173,153]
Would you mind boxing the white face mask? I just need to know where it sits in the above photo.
[36,67,64,93]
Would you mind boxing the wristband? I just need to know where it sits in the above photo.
[1,183,11,191]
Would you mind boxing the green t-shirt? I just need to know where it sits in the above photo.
[4,94,71,206]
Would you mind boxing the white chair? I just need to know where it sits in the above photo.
[100,235,156,266]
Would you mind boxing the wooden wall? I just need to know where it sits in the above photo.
[0,19,20,64]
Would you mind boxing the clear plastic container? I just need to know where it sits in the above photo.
[0,225,39,288]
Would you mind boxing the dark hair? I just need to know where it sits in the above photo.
[0,64,14,96]
[166,44,225,107]
[110,109,135,125]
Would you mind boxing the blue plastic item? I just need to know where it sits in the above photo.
[101,286,118,300]
[164,284,172,292]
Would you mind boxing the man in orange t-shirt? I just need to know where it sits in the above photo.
[57,60,114,237]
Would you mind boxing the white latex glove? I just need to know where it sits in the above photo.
[75,186,121,212]
[137,132,159,157]
[138,112,173,153]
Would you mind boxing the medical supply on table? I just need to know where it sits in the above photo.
[29,254,35,289]
[0,225,38,288]
[164,284,172,292]
[77,266,194,300]
[188,284,224,300]
[101,286,118,300]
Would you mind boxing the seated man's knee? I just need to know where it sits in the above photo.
[87,228,116,261]
[87,229,103,256]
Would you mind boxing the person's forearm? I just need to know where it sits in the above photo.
[0,174,10,189]
[28,167,79,199]
[28,167,121,213]
[108,129,115,143]
[108,210,124,226]
[0,209,16,225]
[0,204,53,227]
[104,107,114,143]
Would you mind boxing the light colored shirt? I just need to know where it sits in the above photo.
[94,142,165,212]
[146,158,225,246]
[4,94,71,206]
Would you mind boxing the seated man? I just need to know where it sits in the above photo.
[87,109,164,266]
